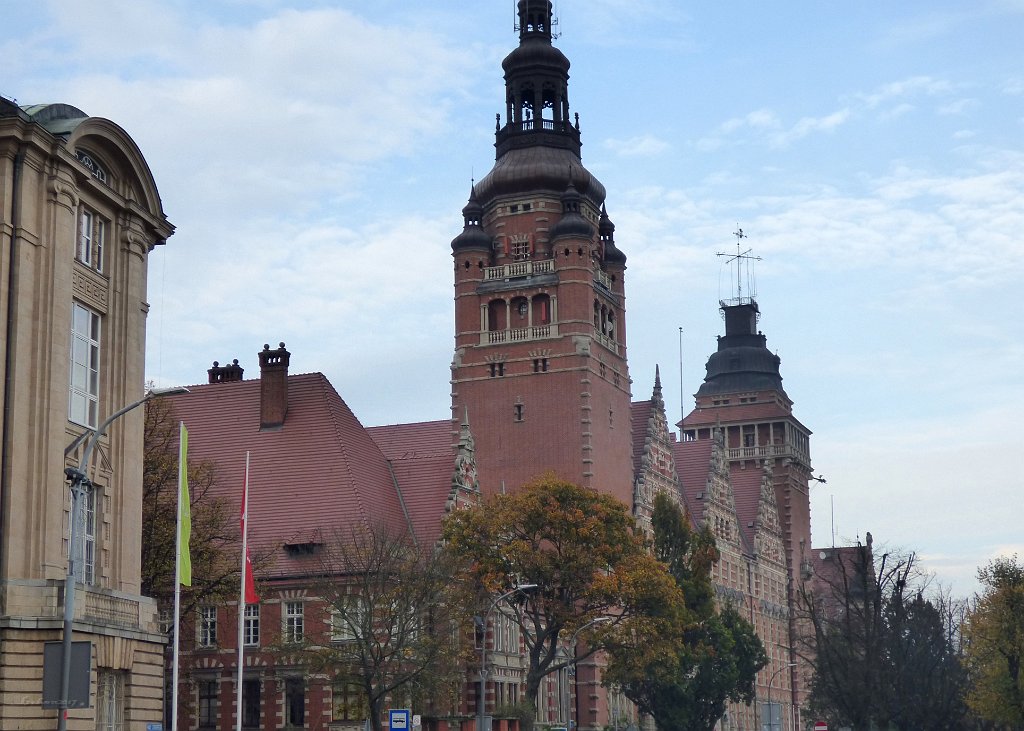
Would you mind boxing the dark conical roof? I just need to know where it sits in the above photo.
[451,185,492,252]
[599,204,626,265]
[696,301,788,398]
[548,181,594,240]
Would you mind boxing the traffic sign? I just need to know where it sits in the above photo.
[814,722,828,731]
[389,709,411,730]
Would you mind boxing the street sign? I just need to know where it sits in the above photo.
[814,722,828,731]
[389,709,411,730]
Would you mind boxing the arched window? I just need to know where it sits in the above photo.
[487,299,507,332]
[533,294,551,325]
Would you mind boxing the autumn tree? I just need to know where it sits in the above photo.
[441,476,685,723]
[301,523,473,731]
[604,492,767,731]
[797,539,971,730]
[141,396,255,620]
[964,555,1024,728]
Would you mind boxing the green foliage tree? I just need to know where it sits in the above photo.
[797,542,972,730]
[441,476,685,721]
[964,555,1024,728]
[604,492,767,731]
[302,523,473,731]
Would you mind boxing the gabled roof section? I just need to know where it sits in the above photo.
[165,373,408,578]
[366,420,458,547]
[729,464,765,552]
[673,438,714,526]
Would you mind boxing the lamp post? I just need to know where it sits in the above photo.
[478,583,537,731]
[764,662,797,731]
[57,386,188,731]
[567,616,612,730]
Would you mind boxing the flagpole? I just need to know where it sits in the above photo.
[172,422,185,731]
[236,452,251,731]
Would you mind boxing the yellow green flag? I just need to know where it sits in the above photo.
[178,422,192,586]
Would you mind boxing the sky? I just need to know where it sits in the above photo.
[4,0,1022,598]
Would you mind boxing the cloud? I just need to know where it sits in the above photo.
[769,108,851,147]
[603,134,671,157]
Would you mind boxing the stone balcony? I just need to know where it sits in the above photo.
[483,259,555,281]
[482,324,558,345]
[726,443,810,469]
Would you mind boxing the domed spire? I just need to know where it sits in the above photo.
[496,0,579,160]
[451,184,492,252]
[517,0,555,42]
[548,179,594,240]
[599,203,627,265]
[696,300,788,398]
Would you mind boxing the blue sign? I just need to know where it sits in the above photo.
[389,709,411,730]
[146,725,163,731]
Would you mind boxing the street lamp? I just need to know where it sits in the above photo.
[478,583,537,731]
[567,616,612,730]
[765,662,797,731]
[57,385,188,731]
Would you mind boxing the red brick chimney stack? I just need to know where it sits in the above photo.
[207,359,244,384]
[258,342,290,429]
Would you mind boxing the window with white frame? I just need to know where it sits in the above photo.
[77,207,107,272]
[284,600,303,643]
[96,669,125,731]
[244,604,260,646]
[69,302,101,428]
[331,597,365,643]
[198,606,217,647]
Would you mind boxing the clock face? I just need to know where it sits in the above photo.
[820,551,828,560]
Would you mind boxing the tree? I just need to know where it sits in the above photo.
[797,539,971,730]
[441,476,685,722]
[301,523,473,731]
[604,492,767,731]
[964,555,1024,728]
[141,396,256,620]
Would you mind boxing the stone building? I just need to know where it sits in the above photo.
[0,98,172,728]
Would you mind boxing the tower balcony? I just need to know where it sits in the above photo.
[484,258,555,281]
[594,269,612,290]
[482,323,559,345]
[726,443,811,469]
[495,120,582,157]
[594,331,619,355]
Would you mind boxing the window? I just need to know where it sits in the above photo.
[82,486,96,584]
[285,678,305,728]
[96,670,125,731]
[198,606,217,647]
[333,682,368,722]
[332,598,365,643]
[198,680,218,728]
[284,601,304,643]
[70,302,101,428]
[244,604,260,646]
[77,207,107,272]
[242,679,260,728]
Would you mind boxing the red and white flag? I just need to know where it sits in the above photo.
[240,459,258,604]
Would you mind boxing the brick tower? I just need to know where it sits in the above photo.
[450,0,633,504]
[681,297,814,730]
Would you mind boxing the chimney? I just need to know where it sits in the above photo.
[258,342,290,429]
[207,359,244,384]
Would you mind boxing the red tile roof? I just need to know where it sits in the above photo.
[729,464,764,551]
[682,401,810,433]
[366,420,456,546]
[164,374,413,578]
[672,438,713,526]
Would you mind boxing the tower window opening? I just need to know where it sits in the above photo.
[514,403,524,422]
[532,358,549,373]
[522,203,532,211]
[489,362,505,378]
[464,261,471,269]
[577,247,584,257]
[510,204,520,213]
